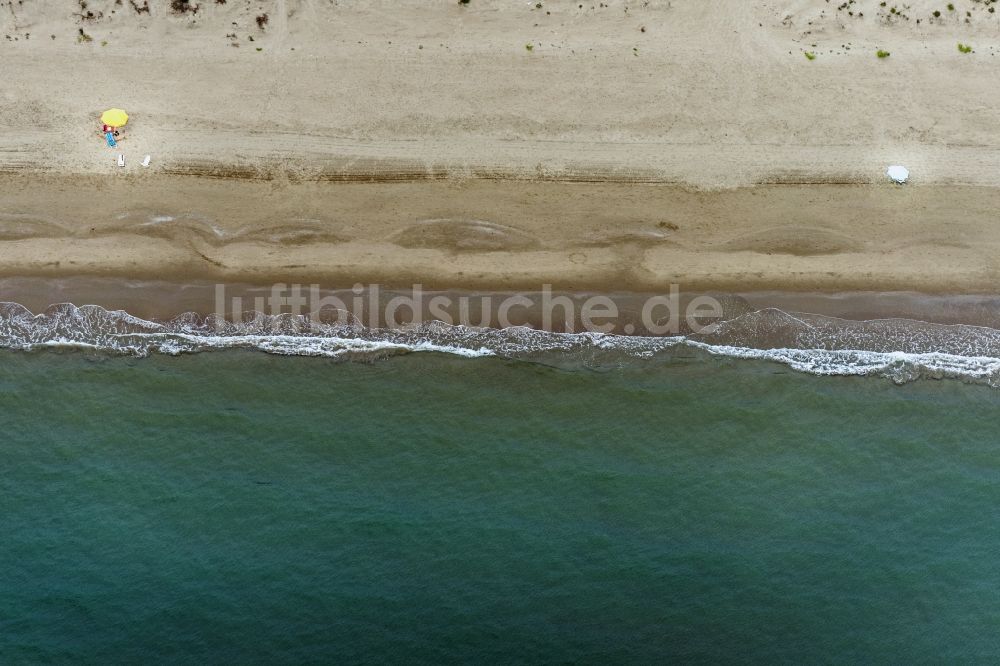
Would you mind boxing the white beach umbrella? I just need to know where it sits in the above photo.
[886,165,909,184]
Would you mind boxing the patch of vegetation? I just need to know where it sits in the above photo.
[129,0,150,14]
[958,42,973,52]
[876,49,890,58]
[932,9,941,16]
[77,28,93,43]
[458,0,470,4]
[525,43,533,51]
[256,13,269,29]
[170,0,199,14]
[947,3,955,9]
[804,51,817,60]
[77,0,102,20]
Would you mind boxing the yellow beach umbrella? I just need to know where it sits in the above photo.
[100,108,129,127]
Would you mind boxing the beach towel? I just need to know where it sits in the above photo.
[106,132,117,148]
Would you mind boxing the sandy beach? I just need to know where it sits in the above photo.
[3,0,1000,307]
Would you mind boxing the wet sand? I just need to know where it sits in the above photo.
[7,272,1000,337]
[1,174,1000,298]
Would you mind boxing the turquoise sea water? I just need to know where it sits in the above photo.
[3,350,1000,663]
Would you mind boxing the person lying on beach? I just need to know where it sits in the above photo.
[102,124,122,147]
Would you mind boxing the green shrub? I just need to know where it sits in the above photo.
[958,43,972,53]
[876,49,890,58]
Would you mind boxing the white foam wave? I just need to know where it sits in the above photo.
[4,302,1000,385]
[689,342,1000,385]
[139,333,496,359]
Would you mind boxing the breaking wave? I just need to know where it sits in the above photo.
[4,302,1000,386]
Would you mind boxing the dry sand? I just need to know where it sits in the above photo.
[2,0,1000,307]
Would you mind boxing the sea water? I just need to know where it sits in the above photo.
[3,349,1000,662]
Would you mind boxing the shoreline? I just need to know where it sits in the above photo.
[6,278,1000,385]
